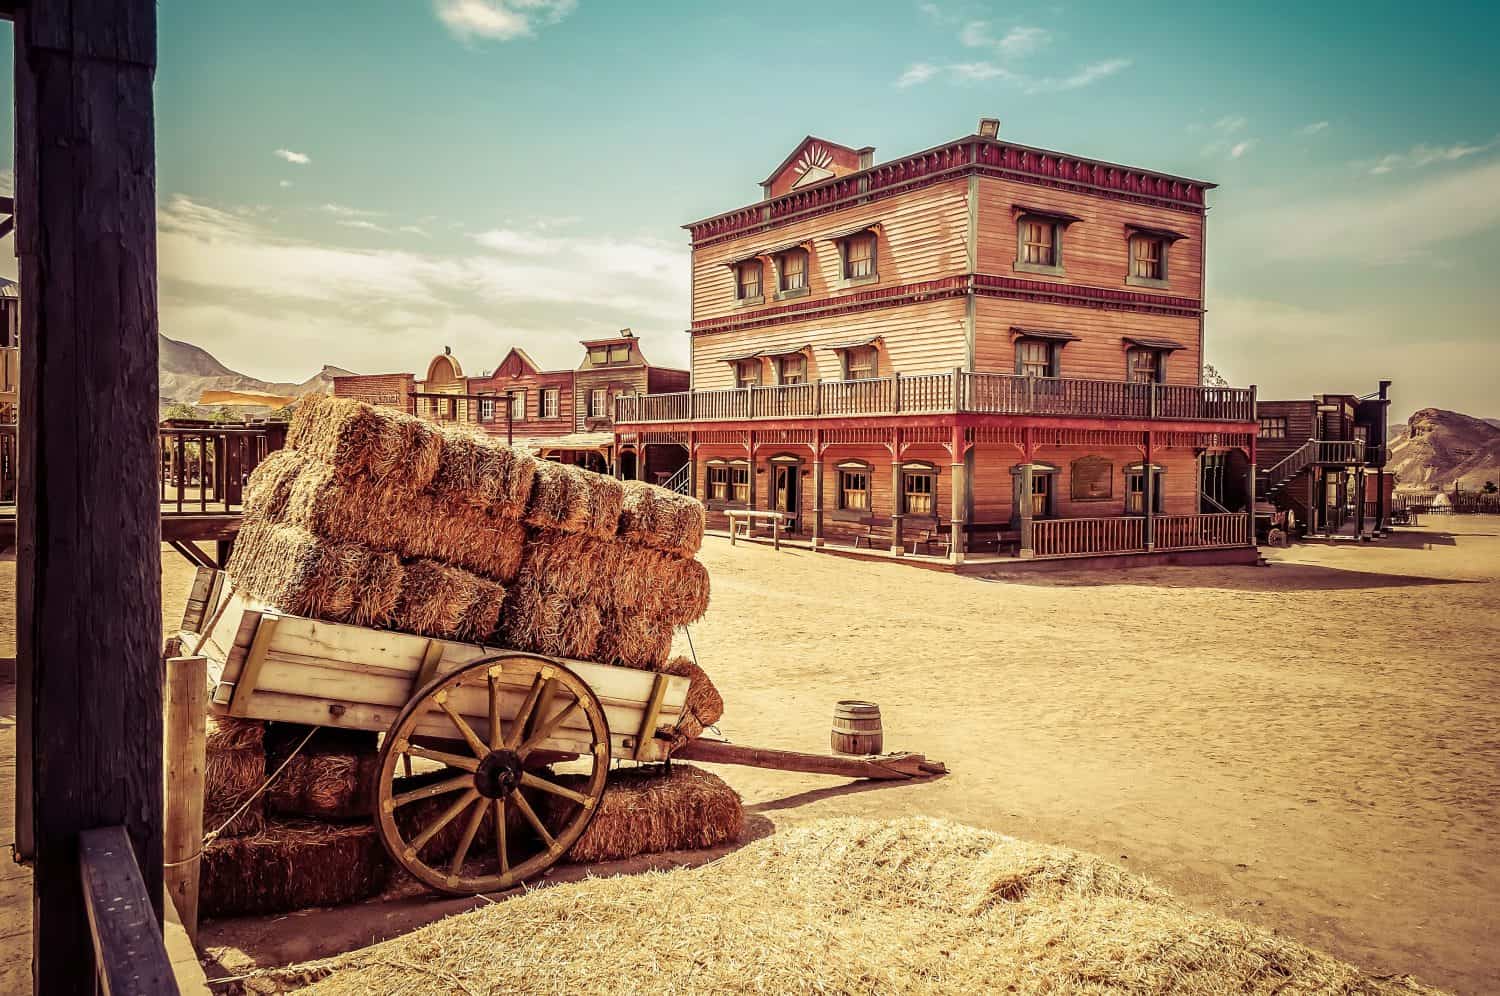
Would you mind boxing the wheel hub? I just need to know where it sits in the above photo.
[473,749,522,799]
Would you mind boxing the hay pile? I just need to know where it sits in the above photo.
[204,714,268,838]
[200,820,390,920]
[265,726,381,823]
[544,764,742,864]
[242,817,1445,996]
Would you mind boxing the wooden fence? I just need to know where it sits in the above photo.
[158,423,286,515]
[1031,512,1248,558]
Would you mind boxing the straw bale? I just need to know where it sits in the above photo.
[578,471,625,540]
[228,520,402,627]
[524,460,592,533]
[431,425,537,519]
[264,726,380,823]
[262,816,1445,996]
[618,480,706,557]
[285,394,445,490]
[592,613,674,670]
[205,713,267,839]
[500,579,603,660]
[241,449,306,521]
[660,656,723,744]
[200,819,390,920]
[540,764,742,865]
[514,530,709,626]
[396,560,507,643]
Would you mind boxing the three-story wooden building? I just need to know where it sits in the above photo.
[613,121,1259,565]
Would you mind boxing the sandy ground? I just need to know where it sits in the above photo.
[3,519,1497,993]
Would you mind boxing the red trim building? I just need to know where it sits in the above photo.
[613,122,1260,565]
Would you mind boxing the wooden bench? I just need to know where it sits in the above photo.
[726,509,788,550]
[908,522,952,558]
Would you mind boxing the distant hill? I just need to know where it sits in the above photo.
[1387,409,1500,491]
[160,334,356,413]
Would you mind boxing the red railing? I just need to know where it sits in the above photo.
[616,372,1255,424]
[1031,512,1247,558]
[1153,512,1249,551]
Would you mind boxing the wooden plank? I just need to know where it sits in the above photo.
[228,614,280,717]
[673,739,947,780]
[162,656,207,945]
[78,827,175,996]
[178,568,215,634]
[15,2,164,989]
[411,640,446,696]
[634,673,671,761]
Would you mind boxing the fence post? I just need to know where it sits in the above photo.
[163,655,207,944]
[951,366,963,412]
[892,372,901,414]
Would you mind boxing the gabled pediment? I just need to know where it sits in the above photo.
[496,347,541,378]
[760,136,872,198]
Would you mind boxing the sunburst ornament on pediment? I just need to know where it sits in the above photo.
[791,143,837,188]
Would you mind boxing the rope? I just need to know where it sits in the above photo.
[684,624,700,670]
[163,725,318,868]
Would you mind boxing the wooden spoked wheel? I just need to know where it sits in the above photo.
[374,653,610,895]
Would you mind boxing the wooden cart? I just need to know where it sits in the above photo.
[179,569,945,898]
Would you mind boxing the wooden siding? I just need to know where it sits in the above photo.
[575,365,649,431]
[692,297,968,389]
[691,178,970,325]
[974,175,1204,300]
[333,373,413,410]
[464,368,576,435]
[972,296,1202,385]
[1256,400,1318,467]
[971,444,1199,523]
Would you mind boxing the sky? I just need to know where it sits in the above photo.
[1,0,1497,420]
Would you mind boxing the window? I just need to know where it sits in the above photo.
[777,249,809,293]
[588,346,608,365]
[1030,473,1052,518]
[735,360,761,389]
[778,354,806,385]
[707,461,750,505]
[903,466,936,516]
[838,468,870,512]
[589,388,606,417]
[509,391,526,421]
[1259,416,1287,439]
[842,346,877,380]
[1017,340,1051,378]
[608,343,631,364]
[1020,220,1056,267]
[736,261,763,302]
[841,233,876,281]
[1127,347,1164,384]
[479,396,496,422]
[542,388,559,419]
[1126,468,1165,514]
[1131,236,1165,281]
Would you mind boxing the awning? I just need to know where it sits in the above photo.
[723,349,765,365]
[1122,335,1187,351]
[723,238,812,268]
[759,344,811,360]
[1013,204,1083,225]
[821,222,879,242]
[1125,223,1188,242]
[826,335,883,352]
[1010,326,1079,343]
[517,431,614,453]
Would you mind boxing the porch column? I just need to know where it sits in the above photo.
[1356,469,1367,540]
[1246,442,1258,547]
[1143,431,1156,551]
[1375,466,1387,533]
[1017,463,1035,558]
[747,432,757,511]
[890,435,904,555]
[688,435,698,501]
[612,433,622,479]
[812,452,825,548]
[949,425,966,564]
[1307,471,1318,536]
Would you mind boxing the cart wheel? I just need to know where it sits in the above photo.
[374,653,610,895]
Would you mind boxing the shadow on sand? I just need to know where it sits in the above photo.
[975,560,1472,593]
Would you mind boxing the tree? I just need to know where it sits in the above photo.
[1201,363,1230,387]
[162,402,198,421]
[210,405,242,424]
[1484,481,1497,494]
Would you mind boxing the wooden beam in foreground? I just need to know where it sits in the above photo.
[674,739,947,780]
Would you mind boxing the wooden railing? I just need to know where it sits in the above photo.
[1032,516,1144,557]
[1031,512,1248,558]
[158,423,285,515]
[1260,438,1371,494]
[80,826,179,994]
[616,371,1255,424]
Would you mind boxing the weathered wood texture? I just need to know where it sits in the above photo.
[972,296,1202,386]
[77,828,175,996]
[13,2,163,992]
[162,657,207,944]
[674,739,946,780]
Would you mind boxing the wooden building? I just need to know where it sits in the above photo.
[614,121,1260,564]
[333,329,689,479]
[1256,382,1392,538]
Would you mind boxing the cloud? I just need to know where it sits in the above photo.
[1213,115,1247,134]
[1301,121,1329,135]
[337,219,393,234]
[1229,140,1255,159]
[274,148,310,165]
[896,62,940,88]
[322,202,384,219]
[900,57,1129,93]
[278,180,293,189]
[434,0,577,42]
[1234,158,1500,265]
[1361,137,1498,175]
[399,225,432,238]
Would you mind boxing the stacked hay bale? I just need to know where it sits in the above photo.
[198,396,731,916]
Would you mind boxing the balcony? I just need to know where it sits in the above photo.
[614,371,1254,425]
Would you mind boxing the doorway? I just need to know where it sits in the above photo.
[769,456,801,533]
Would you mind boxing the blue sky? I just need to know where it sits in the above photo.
[1,0,1497,419]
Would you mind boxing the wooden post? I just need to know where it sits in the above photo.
[890,433,904,555]
[950,425,967,564]
[1307,471,1318,537]
[1018,463,1035,557]
[13,2,165,990]
[811,446,825,549]
[1143,431,1156,551]
[163,656,207,944]
[747,431,757,512]
[1246,437,1258,547]
[1356,469,1367,540]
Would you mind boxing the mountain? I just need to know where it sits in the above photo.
[1386,408,1500,491]
[159,333,356,413]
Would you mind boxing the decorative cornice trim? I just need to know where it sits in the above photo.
[689,274,1202,335]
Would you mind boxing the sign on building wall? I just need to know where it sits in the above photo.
[1070,456,1113,501]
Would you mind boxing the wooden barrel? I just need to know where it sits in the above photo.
[830,701,883,755]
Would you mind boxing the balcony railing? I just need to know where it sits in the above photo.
[158,422,286,515]
[616,371,1254,425]
[1031,512,1248,558]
